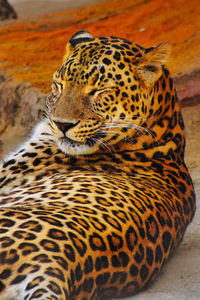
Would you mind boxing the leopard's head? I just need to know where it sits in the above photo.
[47,31,170,155]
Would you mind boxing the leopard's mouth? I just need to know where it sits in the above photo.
[56,132,103,156]
[60,135,84,146]
[59,128,107,145]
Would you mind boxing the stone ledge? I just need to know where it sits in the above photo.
[0,0,199,95]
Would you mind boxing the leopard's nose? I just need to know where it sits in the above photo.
[54,121,80,135]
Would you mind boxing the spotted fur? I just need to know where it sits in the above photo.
[0,31,196,300]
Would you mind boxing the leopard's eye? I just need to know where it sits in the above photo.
[52,83,58,97]
[88,89,99,96]
[51,82,62,103]
[46,82,62,110]
[49,81,62,105]
[88,87,114,96]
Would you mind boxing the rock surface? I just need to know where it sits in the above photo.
[0,0,199,299]
[0,73,45,158]
[0,0,17,20]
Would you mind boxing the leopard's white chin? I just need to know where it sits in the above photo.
[56,138,98,156]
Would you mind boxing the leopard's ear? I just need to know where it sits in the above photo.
[63,31,94,61]
[136,42,171,88]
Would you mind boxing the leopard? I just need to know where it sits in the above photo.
[0,30,196,300]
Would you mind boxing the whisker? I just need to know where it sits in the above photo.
[102,120,159,147]
[98,130,117,135]
[103,120,156,138]
[90,137,113,153]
